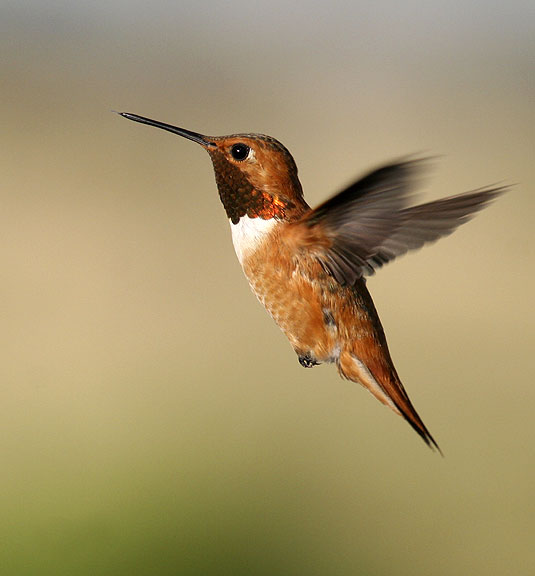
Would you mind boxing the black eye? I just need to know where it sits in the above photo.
[230,143,250,161]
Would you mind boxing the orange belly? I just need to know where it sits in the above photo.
[241,239,350,362]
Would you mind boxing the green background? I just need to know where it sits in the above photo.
[2,1,533,574]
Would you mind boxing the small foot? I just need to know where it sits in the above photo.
[298,354,319,368]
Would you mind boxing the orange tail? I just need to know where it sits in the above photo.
[338,349,441,453]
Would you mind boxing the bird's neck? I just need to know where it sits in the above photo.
[229,215,281,266]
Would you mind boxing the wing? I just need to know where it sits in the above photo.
[291,159,506,286]
[367,186,506,272]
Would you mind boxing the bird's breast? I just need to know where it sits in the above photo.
[230,220,345,362]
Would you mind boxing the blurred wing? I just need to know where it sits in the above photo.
[292,159,505,285]
[295,159,425,283]
[367,186,506,273]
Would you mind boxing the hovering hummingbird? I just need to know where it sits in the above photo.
[119,112,505,451]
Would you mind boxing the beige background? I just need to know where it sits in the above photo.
[1,1,534,574]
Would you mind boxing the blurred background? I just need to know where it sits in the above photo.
[1,1,534,574]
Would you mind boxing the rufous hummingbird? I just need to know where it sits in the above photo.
[119,112,505,451]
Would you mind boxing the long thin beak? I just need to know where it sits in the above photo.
[118,112,216,148]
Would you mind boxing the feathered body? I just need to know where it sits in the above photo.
[239,222,409,407]
[232,214,437,448]
[120,112,505,451]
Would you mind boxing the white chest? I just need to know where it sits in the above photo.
[230,216,277,265]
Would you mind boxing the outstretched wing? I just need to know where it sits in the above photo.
[290,159,505,286]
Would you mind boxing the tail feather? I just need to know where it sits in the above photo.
[338,350,442,453]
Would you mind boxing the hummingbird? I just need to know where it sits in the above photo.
[119,112,505,451]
